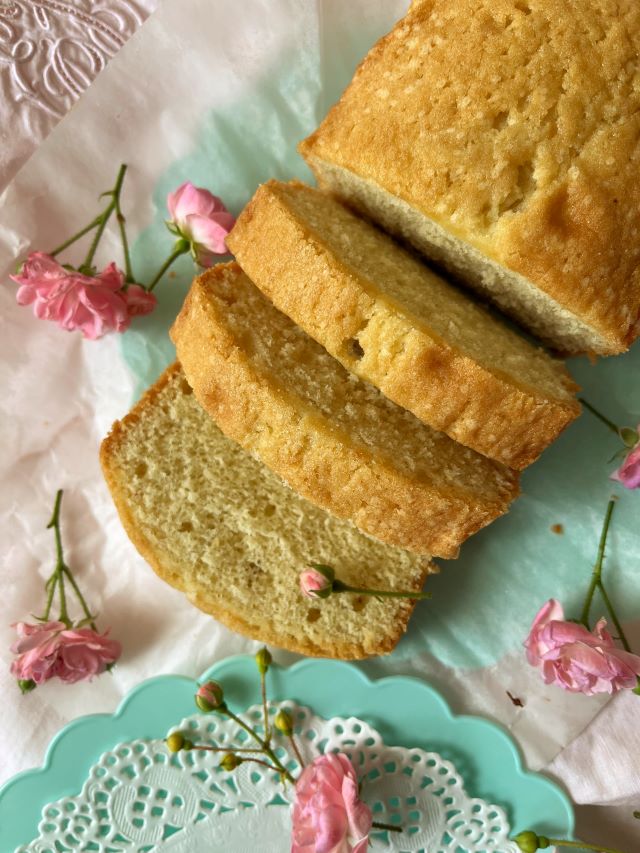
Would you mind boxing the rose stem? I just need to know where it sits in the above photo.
[598,579,632,652]
[61,565,97,631]
[579,398,621,436]
[82,164,128,271]
[371,821,402,833]
[260,669,271,743]
[222,708,295,783]
[112,168,134,282]
[46,489,70,627]
[545,839,628,853]
[189,746,266,754]
[580,499,615,628]
[41,570,59,622]
[44,490,97,630]
[287,733,305,768]
[236,756,283,774]
[146,240,190,292]
[49,216,103,258]
[332,581,431,600]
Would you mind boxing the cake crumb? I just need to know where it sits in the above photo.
[506,691,524,708]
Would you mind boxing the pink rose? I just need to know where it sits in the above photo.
[11,253,132,339]
[166,182,235,266]
[611,432,640,489]
[124,283,157,317]
[525,599,640,695]
[300,566,334,599]
[292,753,372,853]
[10,621,121,686]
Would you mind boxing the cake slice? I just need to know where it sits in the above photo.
[227,180,579,469]
[101,364,434,659]
[171,262,519,559]
[299,1,640,356]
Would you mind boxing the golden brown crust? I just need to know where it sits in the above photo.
[228,181,579,469]
[300,0,640,355]
[170,265,518,558]
[99,364,424,660]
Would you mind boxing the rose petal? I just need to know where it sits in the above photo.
[125,285,157,317]
[185,212,235,255]
[612,445,640,489]
[167,182,219,224]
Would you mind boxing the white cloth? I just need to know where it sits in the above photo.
[0,0,158,194]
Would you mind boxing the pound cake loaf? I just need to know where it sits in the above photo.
[227,180,579,469]
[300,0,640,355]
[101,364,433,659]
[171,262,519,559]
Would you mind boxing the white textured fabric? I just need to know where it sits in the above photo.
[0,0,158,192]
[0,1,638,849]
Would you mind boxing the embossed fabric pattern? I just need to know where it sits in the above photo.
[0,0,157,190]
[17,704,521,853]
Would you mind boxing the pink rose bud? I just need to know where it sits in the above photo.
[195,680,225,712]
[10,621,121,686]
[166,182,235,267]
[11,253,133,339]
[300,565,335,599]
[292,753,373,853]
[124,284,157,318]
[611,431,640,489]
[524,599,640,696]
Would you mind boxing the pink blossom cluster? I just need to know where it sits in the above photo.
[292,753,372,853]
[11,181,235,339]
[525,599,640,695]
[12,254,155,340]
[10,621,121,686]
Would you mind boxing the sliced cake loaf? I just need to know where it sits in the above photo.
[101,364,434,659]
[299,1,640,356]
[227,180,579,470]
[171,262,519,559]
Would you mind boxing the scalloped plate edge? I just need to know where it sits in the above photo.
[0,656,575,849]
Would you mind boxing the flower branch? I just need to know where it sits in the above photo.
[191,664,296,785]
[146,239,190,291]
[11,170,235,340]
[81,163,128,274]
[167,648,385,850]
[580,398,640,489]
[300,564,431,601]
[10,491,121,692]
[525,499,640,697]
[256,647,273,744]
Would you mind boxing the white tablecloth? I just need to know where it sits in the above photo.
[0,1,638,848]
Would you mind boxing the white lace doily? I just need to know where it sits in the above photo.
[17,703,521,852]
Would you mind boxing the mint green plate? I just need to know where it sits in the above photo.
[0,656,573,851]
